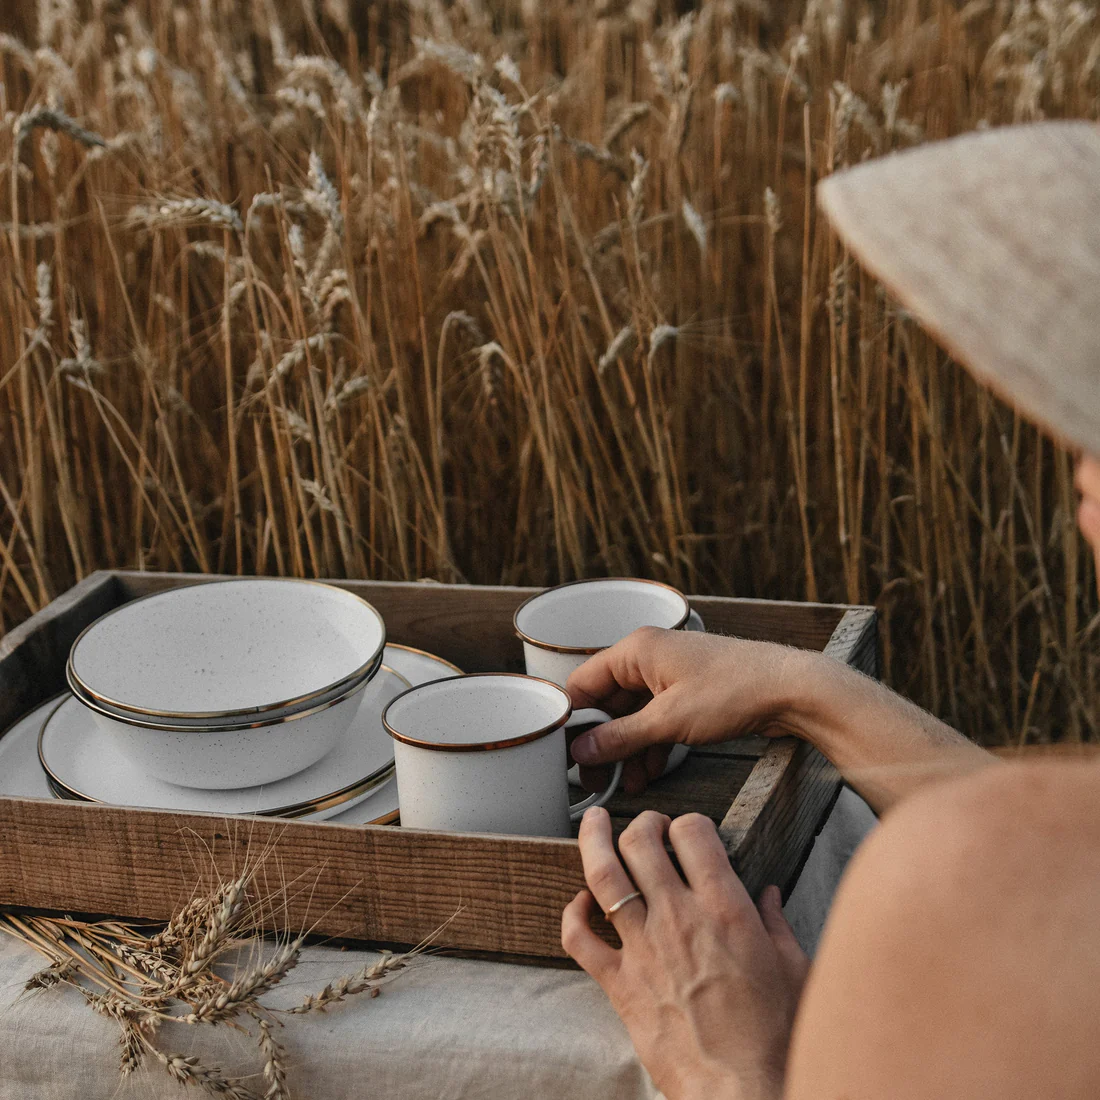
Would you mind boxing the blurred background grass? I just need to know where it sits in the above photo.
[2,0,1098,744]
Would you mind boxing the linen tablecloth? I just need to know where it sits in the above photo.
[0,789,874,1099]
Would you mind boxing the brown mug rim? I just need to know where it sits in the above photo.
[382,673,574,753]
[513,577,691,655]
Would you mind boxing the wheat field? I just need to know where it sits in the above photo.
[1,0,1098,745]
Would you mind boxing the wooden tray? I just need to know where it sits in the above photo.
[0,571,876,961]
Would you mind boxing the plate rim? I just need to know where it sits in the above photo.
[39,666,410,818]
[384,642,464,676]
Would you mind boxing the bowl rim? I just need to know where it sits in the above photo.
[513,576,690,655]
[69,648,382,733]
[66,578,388,722]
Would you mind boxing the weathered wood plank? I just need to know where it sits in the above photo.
[821,606,878,677]
[722,608,878,898]
[592,754,757,827]
[728,740,841,899]
[0,796,588,957]
[0,572,121,728]
[115,571,847,670]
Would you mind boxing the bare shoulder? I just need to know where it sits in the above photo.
[855,757,1100,900]
[786,760,1100,1100]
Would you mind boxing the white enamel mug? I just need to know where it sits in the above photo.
[514,578,704,775]
[382,674,623,837]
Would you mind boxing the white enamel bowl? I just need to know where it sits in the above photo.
[66,579,387,787]
[68,579,386,722]
[76,668,394,790]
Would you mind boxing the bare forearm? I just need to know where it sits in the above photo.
[566,631,992,815]
[778,651,994,814]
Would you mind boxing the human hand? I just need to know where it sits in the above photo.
[567,629,813,794]
[562,808,808,1100]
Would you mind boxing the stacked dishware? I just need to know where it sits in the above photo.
[26,574,706,837]
[66,579,389,788]
[36,579,461,823]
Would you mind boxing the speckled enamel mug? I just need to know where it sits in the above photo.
[514,577,703,686]
[514,578,703,775]
[382,674,623,837]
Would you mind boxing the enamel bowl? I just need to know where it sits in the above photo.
[42,668,409,809]
[68,579,386,723]
[73,672,386,790]
[66,579,387,788]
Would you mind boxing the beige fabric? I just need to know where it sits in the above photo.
[0,790,873,1098]
[0,940,652,1099]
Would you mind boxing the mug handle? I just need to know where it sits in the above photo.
[565,708,623,821]
[686,608,705,632]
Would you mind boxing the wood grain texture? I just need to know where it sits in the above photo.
[818,122,1100,455]
[0,796,589,957]
[0,572,876,959]
[0,572,121,727]
[722,608,878,898]
[598,753,757,826]
[116,571,847,669]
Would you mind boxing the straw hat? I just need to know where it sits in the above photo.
[817,121,1100,454]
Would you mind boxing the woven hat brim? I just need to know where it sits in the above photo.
[817,121,1100,454]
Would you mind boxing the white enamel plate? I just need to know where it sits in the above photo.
[382,643,463,687]
[40,667,410,820]
[317,645,462,825]
[14,643,465,825]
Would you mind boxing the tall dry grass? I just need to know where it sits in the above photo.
[1,0,1098,745]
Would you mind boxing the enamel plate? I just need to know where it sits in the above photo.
[0,698,54,802]
[382,643,463,686]
[316,645,462,825]
[3,644,465,825]
[0,693,401,825]
[39,667,410,820]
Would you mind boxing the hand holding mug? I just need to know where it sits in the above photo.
[515,578,705,793]
[566,629,816,795]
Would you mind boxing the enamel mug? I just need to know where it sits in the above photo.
[514,578,704,774]
[382,674,623,837]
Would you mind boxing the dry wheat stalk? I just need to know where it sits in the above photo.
[1,0,1099,743]
[285,949,413,1014]
[179,876,250,981]
[128,198,243,234]
[144,1045,261,1100]
[185,939,303,1024]
[256,1018,289,1100]
[23,958,74,991]
[14,106,105,148]
[1,865,426,1100]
